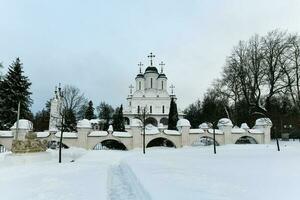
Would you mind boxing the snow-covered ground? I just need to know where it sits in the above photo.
[0,141,299,200]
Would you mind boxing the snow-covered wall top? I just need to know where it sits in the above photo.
[199,123,209,129]
[255,118,272,126]
[0,131,13,137]
[217,118,233,128]
[177,119,191,127]
[11,119,33,130]
[77,119,92,128]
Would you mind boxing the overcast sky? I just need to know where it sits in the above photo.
[1,0,300,113]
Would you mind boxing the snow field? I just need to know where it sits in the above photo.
[0,141,300,200]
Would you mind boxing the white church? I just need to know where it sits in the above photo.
[123,53,184,127]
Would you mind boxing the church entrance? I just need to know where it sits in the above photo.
[145,117,158,126]
[147,137,176,148]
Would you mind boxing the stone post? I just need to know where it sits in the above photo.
[131,119,143,148]
[254,118,272,144]
[217,118,233,145]
[177,119,191,147]
[77,119,92,149]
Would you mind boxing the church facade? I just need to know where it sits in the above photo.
[123,53,184,127]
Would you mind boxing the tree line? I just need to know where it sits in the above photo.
[184,29,300,138]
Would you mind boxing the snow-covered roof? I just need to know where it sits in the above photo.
[255,118,272,126]
[177,119,191,127]
[77,119,92,128]
[217,118,233,127]
[89,119,105,124]
[11,119,33,130]
[164,130,181,135]
[248,129,264,134]
[0,131,13,137]
[112,131,132,138]
[208,129,223,134]
[131,118,142,127]
[55,132,78,138]
[89,131,108,137]
[199,123,210,129]
[158,123,165,129]
[241,123,250,130]
[231,126,246,134]
[145,124,160,135]
[189,129,205,134]
[36,131,50,138]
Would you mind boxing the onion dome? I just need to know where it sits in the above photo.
[145,66,159,73]
[158,73,167,79]
[135,73,144,79]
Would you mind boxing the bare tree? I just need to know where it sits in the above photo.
[62,85,87,115]
[283,34,300,111]
[261,30,291,111]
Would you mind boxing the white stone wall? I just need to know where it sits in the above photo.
[0,118,272,151]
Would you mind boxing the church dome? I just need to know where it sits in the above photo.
[145,66,158,73]
[135,73,144,79]
[158,73,167,79]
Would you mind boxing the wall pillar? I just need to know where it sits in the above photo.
[217,118,233,145]
[177,119,191,147]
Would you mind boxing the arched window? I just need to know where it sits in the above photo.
[150,106,152,113]
[137,106,140,114]
[151,78,153,88]
[139,81,141,90]
[162,105,165,114]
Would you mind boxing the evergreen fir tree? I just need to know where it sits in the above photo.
[85,100,95,120]
[113,104,125,132]
[0,58,32,129]
[168,98,179,130]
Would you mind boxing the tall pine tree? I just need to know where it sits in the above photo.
[0,58,32,129]
[85,100,95,120]
[168,98,179,130]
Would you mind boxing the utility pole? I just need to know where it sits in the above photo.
[143,107,146,154]
[213,122,216,154]
[58,84,64,163]
[15,101,20,140]
[59,112,64,163]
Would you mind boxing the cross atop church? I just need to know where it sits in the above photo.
[147,52,155,66]
[138,62,143,73]
[129,84,134,94]
[170,84,175,95]
[159,61,165,73]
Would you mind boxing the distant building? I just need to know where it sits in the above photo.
[123,53,184,127]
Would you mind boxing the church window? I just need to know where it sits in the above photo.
[138,106,140,114]
[151,78,153,88]
[162,81,164,90]
[150,106,152,113]
[162,105,165,114]
[139,81,141,90]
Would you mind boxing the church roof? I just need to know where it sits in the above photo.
[145,66,158,73]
